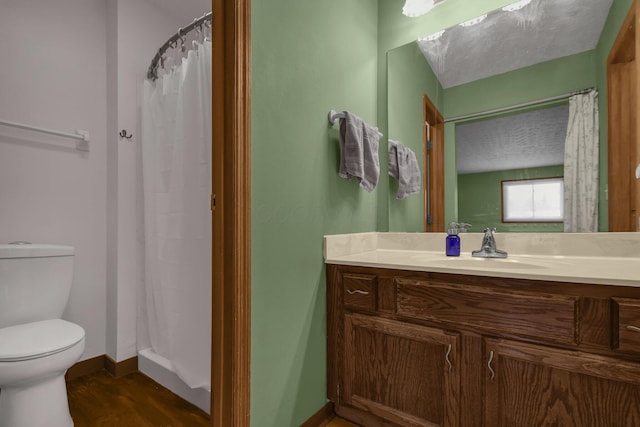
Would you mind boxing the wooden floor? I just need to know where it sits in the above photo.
[66,370,210,427]
[324,418,359,427]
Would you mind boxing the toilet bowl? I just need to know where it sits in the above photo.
[0,319,85,427]
[0,243,84,427]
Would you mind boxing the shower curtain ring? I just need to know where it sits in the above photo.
[119,129,133,140]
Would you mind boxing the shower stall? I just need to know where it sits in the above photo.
[137,11,212,413]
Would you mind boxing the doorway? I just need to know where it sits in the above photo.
[423,94,445,232]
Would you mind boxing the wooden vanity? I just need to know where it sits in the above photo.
[327,265,640,427]
[325,233,640,427]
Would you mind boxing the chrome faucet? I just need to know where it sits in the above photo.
[472,227,508,258]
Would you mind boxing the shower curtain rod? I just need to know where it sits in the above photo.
[444,87,596,123]
[146,11,212,81]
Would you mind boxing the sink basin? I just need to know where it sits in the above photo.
[409,254,547,270]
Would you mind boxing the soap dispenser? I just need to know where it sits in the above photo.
[446,222,471,256]
[446,222,461,256]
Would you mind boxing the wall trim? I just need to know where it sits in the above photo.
[65,355,105,381]
[105,355,139,378]
[65,355,139,382]
[301,403,336,427]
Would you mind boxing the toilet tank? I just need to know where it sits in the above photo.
[0,243,75,328]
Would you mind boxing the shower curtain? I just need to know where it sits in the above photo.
[563,90,599,233]
[141,40,212,389]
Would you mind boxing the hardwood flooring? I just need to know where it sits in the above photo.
[323,418,359,427]
[66,370,210,427]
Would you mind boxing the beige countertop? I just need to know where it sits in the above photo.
[324,232,640,287]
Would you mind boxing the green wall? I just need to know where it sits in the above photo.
[251,0,378,425]
[387,42,443,231]
[458,165,565,232]
[249,1,636,425]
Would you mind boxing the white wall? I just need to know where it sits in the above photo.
[107,0,182,362]
[0,0,209,365]
[0,0,108,359]
[107,0,210,361]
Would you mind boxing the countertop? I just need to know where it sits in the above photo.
[324,232,640,287]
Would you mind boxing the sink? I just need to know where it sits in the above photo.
[410,254,547,270]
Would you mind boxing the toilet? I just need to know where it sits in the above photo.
[0,243,85,427]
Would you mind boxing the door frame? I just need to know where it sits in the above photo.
[212,0,251,426]
[423,94,445,232]
[607,0,639,231]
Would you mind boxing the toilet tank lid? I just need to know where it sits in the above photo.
[0,319,85,361]
[0,243,74,258]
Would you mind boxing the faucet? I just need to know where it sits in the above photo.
[472,227,508,258]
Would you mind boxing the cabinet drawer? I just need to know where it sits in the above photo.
[613,298,640,354]
[397,279,578,345]
[343,274,376,312]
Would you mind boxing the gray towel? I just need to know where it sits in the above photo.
[388,139,421,200]
[338,111,380,192]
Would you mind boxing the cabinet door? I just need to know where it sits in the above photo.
[485,338,640,427]
[342,313,459,427]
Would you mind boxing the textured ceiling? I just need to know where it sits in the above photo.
[417,0,613,88]
[412,0,612,174]
[456,104,569,174]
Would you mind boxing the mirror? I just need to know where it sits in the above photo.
[387,0,616,232]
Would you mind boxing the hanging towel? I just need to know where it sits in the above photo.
[388,139,421,200]
[338,111,380,192]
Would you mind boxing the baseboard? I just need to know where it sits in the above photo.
[65,354,139,381]
[105,355,139,378]
[65,355,105,381]
[300,402,335,427]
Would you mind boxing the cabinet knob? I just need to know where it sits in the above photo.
[346,289,369,295]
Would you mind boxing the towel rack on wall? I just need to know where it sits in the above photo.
[328,110,383,137]
[0,118,90,151]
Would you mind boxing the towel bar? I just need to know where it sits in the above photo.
[328,110,383,138]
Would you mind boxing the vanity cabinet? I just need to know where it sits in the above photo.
[327,264,640,427]
[484,338,640,426]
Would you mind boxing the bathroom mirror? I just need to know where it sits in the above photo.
[387,0,616,232]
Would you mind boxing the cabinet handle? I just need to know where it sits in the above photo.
[627,325,640,333]
[445,344,452,372]
[488,351,495,382]
[346,289,369,295]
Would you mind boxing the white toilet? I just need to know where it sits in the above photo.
[0,243,85,427]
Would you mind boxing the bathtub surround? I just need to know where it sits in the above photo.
[141,38,212,392]
[138,348,210,413]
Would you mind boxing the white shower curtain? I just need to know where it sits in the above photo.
[563,90,599,232]
[141,40,212,389]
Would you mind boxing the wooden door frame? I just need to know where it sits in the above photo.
[423,94,445,232]
[212,0,251,426]
[607,0,639,231]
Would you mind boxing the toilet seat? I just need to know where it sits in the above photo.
[0,319,85,362]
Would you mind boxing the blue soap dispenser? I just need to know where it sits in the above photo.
[445,222,467,256]
[446,222,461,256]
